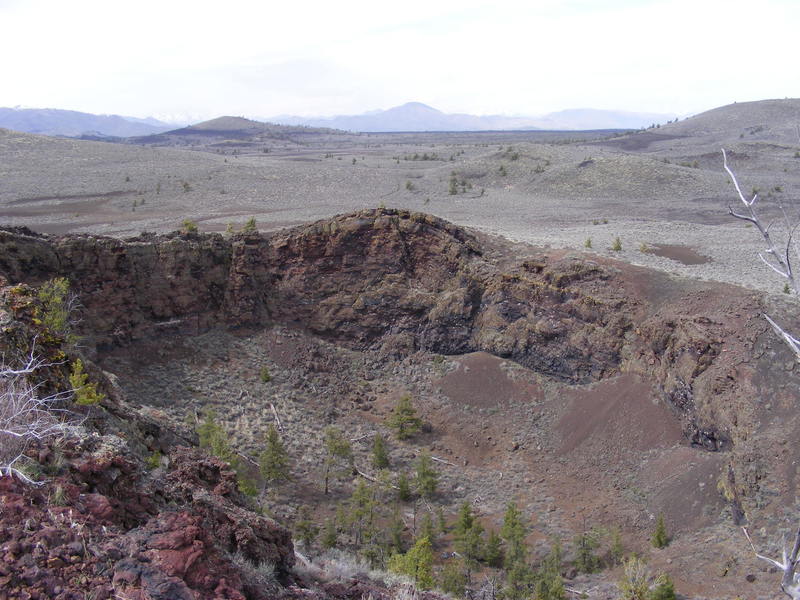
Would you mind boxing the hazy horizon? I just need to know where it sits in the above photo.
[2,0,798,123]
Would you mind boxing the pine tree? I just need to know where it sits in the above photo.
[388,535,434,589]
[454,501,475,538]
[458,518,485,567]
[504,561,536,600]
[388,507,406,554]
[485,530,504,568]
[649,574,676,600]
[439,559,469,597]
[196,408,237,466]
[609,526,625,565]
[535,540,565,600]
[436,506,448,534]
[321,518,338,549]
[535,570,566,600]
[258,424,291,483]
[501,502,528,568]
[397,471,413,502]
[69,359,105,406]
[542,539,563,575]
[385,394,423,440]
[573,529,600,573]
[419,511,436,547]
[414,452,438,500]
[347,479,377,546]
[371,433,390,469]
[295,506,319,549]
[322,426,353,495]
[651,513,669,548]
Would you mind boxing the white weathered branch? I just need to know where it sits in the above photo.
[764,315,800,361]
[724,148,796,291]
[270,403,283,431]
[730,148,800,599]
[0,350,75,485]
[744,527,800,599]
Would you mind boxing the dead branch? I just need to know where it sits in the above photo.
[730,148,800,599]
[270,403,283,431]
[0,350,75,485]
[723,148,798,292]
[355,466,398,489]
[236,450,259,468]
[430,455,456,466]
[743,526,800,599]
[349,432,375,443]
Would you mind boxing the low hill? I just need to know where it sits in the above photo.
[659,98,800,143]
[131,115,343,148]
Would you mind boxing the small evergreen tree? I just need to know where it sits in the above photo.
[397,471,413,502]
[648,574,676,600]
[347,479,377,546]
[37,277,77,343]
[414,452,438,500]
[609,526,625,566]
[617,556,650,600]
[371,433,390,469]
[535,569,566,600]
[385,394,423,440]
[504,561,536,600]
[388,507,406,554]
[454,501,475,537]
[258,424,291,483]
[501,502,528,568]
[436,506,448,534]
[439,559,469,597]
[295,505,319,549]
[651,514,669,548]
[242,217,257,232]
[485,530,504,568]
[321,518,338,549]
[573,529,600,573]
[388,535,434,589]
[542,539,563,575]
[69,359,105,406]
[322,426,353,494]
[419,511,437,547]
[196,408,237,465]
[458,518,485,567]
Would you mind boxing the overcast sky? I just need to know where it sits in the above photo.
[2,0,798,123]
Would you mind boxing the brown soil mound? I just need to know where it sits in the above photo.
[647,243,711,265]
[557,374,683,455]
[435,352,543,409]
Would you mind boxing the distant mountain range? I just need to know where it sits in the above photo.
[0,107,173,137]
[0,103,678,138]
[268,102,677,132]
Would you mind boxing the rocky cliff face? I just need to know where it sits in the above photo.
[0,209,796,597]
[0,210,781,453]
[0,212,629,382]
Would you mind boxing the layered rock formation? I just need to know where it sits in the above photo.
[1,209,797,597]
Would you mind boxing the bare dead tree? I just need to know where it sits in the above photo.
[724,148,800,357]
[0,344,73,485]
[725,150,800,598]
